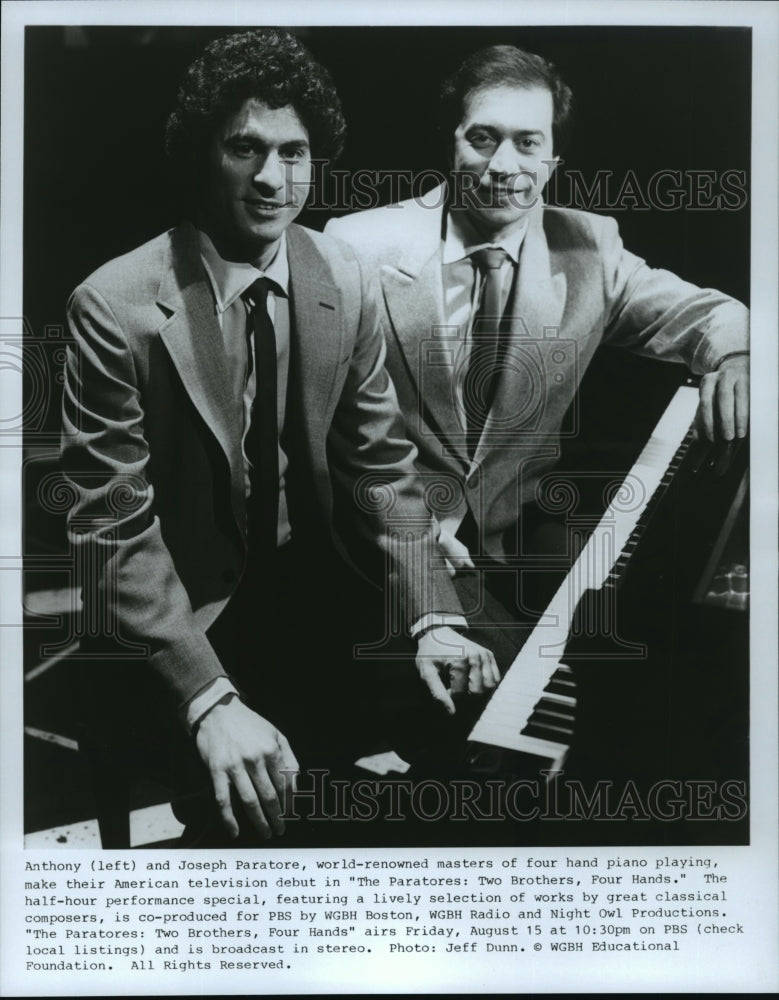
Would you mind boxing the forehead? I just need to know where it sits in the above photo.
[219,98,309,140]
[460,85,554,131]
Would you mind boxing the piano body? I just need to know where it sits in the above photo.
[458,380,750,844]
[362,370,750,847]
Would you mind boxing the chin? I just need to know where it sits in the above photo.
[240,206,299,242]
[473,207,529,235]
[250,223,284,242]
[237,220,285,249]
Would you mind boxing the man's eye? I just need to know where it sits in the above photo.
[518,137,541,151]
[229,141,255,157]
[281,147,307,162]
[468,131,497,152]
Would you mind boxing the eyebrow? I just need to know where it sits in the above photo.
[467,123,547,139]
[223,130,310,147]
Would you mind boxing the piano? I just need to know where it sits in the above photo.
[466,385,699,773]
[463,381,750,812]
[340,375,749,847]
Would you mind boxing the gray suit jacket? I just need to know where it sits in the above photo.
[62,221,461,707]
[326,185,749,557]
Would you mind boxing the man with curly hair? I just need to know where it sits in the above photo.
[61,29,498,845]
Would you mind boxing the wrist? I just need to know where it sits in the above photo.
[411,612,468,639]
[714,351,749,371]
[417,624,464,645]
[191,691,240,738]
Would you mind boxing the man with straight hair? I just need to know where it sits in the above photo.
[326,43,748,580]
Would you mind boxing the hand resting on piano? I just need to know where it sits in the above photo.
[415,626,501,716]
[696,353,749,442]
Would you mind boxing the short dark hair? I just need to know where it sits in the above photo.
[440,44,574,152]
[165,29,346,173]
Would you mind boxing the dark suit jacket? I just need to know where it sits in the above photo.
[326,186,749,557]
[61,221,461,709]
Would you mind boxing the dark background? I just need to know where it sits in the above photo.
[24,24,750,340]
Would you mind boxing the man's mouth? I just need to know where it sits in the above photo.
[476,184,535,208]
[246,200,290,214]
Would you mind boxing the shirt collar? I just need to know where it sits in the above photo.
[197,230,290,313]
[443,208,529,266]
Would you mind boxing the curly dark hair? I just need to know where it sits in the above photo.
[440,44,574,153]
[165,29,346,173]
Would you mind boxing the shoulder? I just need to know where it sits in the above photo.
[287,223,360,273]
[287,223,372,308]
[324,186,445,265]
[66,230,183,357]
[74,229,175,303]
[541,205,621,251]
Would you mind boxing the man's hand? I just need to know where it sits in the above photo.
[697,356,749,442]
[415,626,500,715]
[438,527,475,578]
[195,698,299,839]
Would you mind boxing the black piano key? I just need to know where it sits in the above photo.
[526,715,574,737]
[549,669,577,687]
[530,715,575,735]
[533,698,576,722]
[544,678,576,698]
[520,721,572,742]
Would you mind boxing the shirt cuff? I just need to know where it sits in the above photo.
[690,301,749,374]
[714,350,749,370]
[410,613,469,639]
[184,676,239,735]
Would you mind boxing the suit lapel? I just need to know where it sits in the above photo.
[285,226,344,452]
[475,204,566,464]
[380,192,470,463]
[510,201,565,342]
[155,223,245,513]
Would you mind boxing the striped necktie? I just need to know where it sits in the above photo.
[463,247,508,457]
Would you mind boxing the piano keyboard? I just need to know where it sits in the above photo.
[466,385,701,771]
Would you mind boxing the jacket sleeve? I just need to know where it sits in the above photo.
[324,263,464,629]
[61,282,228,709]
[598,215,749,372]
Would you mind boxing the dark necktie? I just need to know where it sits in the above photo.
[464,247,508,456]
[243,278,279,563]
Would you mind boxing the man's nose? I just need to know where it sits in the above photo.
[487,138,522,177]
[253,150,285,191]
